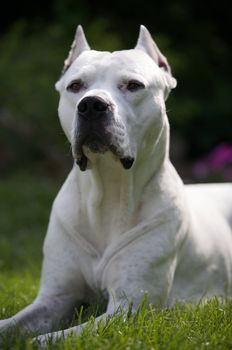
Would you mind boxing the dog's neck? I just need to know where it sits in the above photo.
[75,116,179,251]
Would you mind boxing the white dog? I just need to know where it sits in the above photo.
[0,25,232,345]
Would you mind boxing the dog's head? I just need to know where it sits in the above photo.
[55,25,176,171]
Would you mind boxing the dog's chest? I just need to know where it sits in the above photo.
[77,167,135,253]
[78,201,131,254]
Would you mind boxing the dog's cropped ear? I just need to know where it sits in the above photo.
[135,25,176,94]
[135,25,171,73]
[62,25,90,75]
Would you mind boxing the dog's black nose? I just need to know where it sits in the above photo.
[78,96,109,119]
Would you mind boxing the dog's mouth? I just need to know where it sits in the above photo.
[73,128,135,172]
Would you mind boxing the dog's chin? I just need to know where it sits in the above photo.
[74,137,134,172]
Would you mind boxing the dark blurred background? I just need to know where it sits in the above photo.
[0,0,231,183]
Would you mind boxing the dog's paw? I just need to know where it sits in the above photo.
[32,330,65,349]
[32,334,51,348]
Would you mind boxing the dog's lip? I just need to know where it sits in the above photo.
[120,157,135,169]
[76,154,88,171]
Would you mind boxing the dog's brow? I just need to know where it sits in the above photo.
[67,67,96,85]
[120,73,146,84]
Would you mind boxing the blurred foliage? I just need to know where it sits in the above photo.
[0,0,231,177]
[0,172,59,271]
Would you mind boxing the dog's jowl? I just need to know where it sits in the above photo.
[0,25,232,346]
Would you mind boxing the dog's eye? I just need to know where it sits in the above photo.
[67,80,85,93]
[126,80,145,92]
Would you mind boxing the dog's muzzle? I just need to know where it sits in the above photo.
[73,96,134,171]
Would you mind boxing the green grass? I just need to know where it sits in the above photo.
[0,173,232,349]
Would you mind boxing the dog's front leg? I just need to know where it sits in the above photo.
[0,210,88,339]
[0,293,78,337]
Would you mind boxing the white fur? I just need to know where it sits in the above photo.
[0,25,231,347]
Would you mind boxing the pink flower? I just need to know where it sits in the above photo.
[193,143,232,181]
[208,143,232,170]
